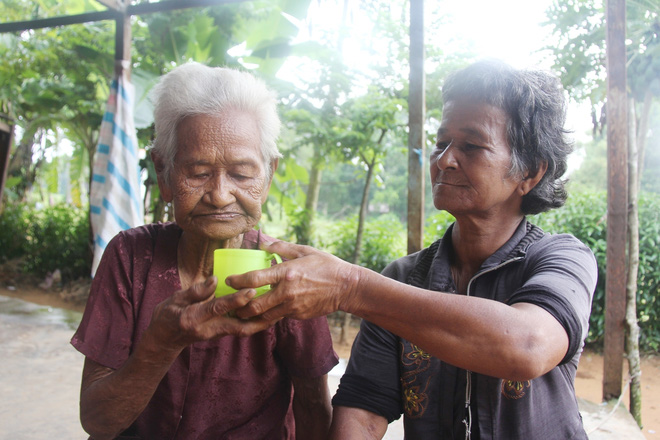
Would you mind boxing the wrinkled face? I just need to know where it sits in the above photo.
[430,100,524,219]
[161,111,271,241]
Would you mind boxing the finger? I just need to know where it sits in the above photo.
[225,264,280,292]
[175,276,218,306]
[182,289,257,328]
[207,289,257,316]
[234,289,286,319]
[259,239,316,260]
[214,315,281,337]
[254,302,292,322]
[188,308,279,341]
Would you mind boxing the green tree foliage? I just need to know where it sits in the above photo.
[0,0,117,205]
[336,87,406,263]
[274,0,473,248]
[545,0,660,103]
[0,0,315,213]
[544,0,660,192]
[273,50,355,244]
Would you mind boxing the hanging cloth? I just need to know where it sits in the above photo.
[90,60,144,277]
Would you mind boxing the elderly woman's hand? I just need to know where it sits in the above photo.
[147,276,278,352]
[229,240,363,321]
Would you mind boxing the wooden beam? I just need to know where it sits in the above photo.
[95,0,126,13]
[127,0,246,15]
[603,0,628,402]
[0,10,120,33]
[0,0,249,33]
[407,0,425,255]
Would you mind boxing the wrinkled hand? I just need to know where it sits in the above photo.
[147,276,278,352]
[228,240,362,321]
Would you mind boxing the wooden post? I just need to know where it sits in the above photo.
[0,117,14,210]
[113,1,131,77]
[603,0,628,401]
[407,0,425,255]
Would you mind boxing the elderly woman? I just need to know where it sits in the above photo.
[230,60,597,439]
[71,63,338,440]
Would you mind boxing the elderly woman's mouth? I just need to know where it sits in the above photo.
[436,180,466,187]
[201,212,243,220]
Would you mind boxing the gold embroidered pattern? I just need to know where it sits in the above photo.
[501,379,531,399]
[400,343,433,418]
[403,385,427,415]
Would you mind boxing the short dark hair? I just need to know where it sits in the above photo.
[441,59,573,214]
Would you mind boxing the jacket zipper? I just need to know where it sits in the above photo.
[463,255,525,440]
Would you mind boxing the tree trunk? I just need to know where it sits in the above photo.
[8,121,41,201]
[351,155,374,266]
[626,98,642,427]
[340,157,374,344]
[298,155,323,245]
[340,147,381,344]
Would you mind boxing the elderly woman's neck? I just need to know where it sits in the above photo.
[451,215,524,270]
[177,233,244,288]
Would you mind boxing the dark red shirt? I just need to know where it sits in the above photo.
[72,223,338,439]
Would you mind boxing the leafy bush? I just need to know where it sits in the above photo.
[321,214,406,273]
[20,204,91,282]
[634,192,660,351]
[531,190,660,352]
[0,203,31,262]
[424,210,456,246]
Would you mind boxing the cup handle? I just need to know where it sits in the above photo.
[267,252,282,265]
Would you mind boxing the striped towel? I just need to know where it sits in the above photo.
[90,64,144,277]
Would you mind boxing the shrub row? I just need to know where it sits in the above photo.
[2,190,659,351]
[0,203,90,282]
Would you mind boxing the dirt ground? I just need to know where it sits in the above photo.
[1,276,659,439]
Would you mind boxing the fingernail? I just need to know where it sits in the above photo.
[205,276,216,287]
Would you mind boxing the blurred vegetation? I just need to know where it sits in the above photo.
[0,203,89,282]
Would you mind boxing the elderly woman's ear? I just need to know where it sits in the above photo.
[518,161,548,196]
[261,158,279,203]
[151,151,166,175]
[269,159,279,180]
[151,151,174,203]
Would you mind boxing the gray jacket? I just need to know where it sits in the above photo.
[333,219,597,439]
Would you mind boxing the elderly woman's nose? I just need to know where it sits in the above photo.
[207,173,235,204]
[436,145,458,170]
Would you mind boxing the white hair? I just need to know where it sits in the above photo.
[150,62,282,181]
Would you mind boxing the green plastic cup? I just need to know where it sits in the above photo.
[213,249,282,297]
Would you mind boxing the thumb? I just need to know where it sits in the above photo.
[184,276,218,304]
